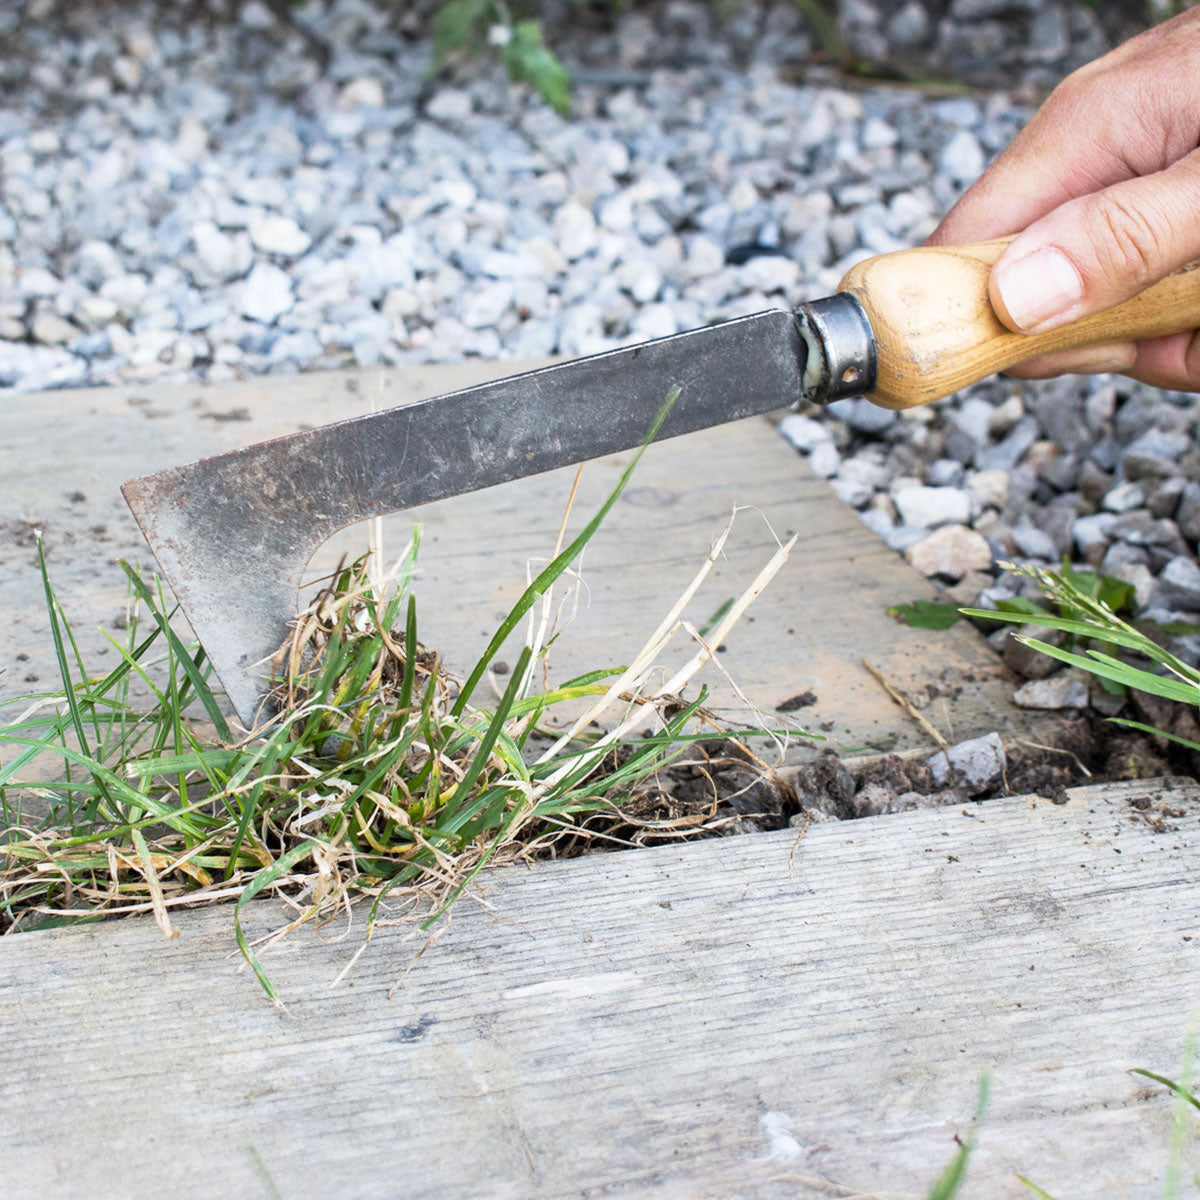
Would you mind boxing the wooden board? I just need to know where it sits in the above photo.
[0,363,1034,755]
[1,778,1197,1198]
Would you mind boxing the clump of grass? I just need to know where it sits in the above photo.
[962,561,1200,751]
[1,413,805,1002]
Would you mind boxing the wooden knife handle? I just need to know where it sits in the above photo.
[837,237,1200,410]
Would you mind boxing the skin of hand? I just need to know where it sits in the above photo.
[927,5,1200,392]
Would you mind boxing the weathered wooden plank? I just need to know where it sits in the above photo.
[1,364,1033,753]
[2,779,1197,1198]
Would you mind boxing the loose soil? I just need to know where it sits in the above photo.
[540,702,1200,860]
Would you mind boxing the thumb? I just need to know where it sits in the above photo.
[989,148,1200,336]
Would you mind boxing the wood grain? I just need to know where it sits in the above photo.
[2,778,1197,1198]
[841,239,1200,409]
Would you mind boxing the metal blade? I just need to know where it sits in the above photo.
[122,309,806,726]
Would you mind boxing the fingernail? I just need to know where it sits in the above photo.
[993,248,1083,333]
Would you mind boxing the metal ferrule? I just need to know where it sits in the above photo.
[794,293,877,406]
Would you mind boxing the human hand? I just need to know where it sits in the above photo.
[927,6,1200,392]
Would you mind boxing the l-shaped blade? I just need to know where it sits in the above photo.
[123,309,807,727]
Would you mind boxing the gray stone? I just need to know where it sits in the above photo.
[554,203,598,261]
[1122,451,1181,483]
[887,1,931,50]
[1148,476,1186,520]
[425,88,474,122]
[928,731,1005,796]
[1089,437,1122,473]
[975,416,1038,472]
[1003,627,1063,680]
[988,395,1024,438]
[883,524,931,553]
[858,508,894,541]
[1072,512,1117,561]
[830,476,873,508]
[1035,390,1088,454]
[1123,429,1190,462]
[1175,482,1200,542]
[1013,671,1090,710]
[1110,511,1184,550]
[1104,559,1155,611]
[1037,453,1080,493]
[827,397,896,435]
[190,223,254,286]
[927,459,965,488]
[950,396,995,448]
[1010,523,1057,562]
[1154,556,1200,613]
[1078,460,1115,507]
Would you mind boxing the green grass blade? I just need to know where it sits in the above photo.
[119,560,233,742]
[452,388,679,717]
[234,840,321,1005]
[1107,719,1200,754]
[124,749,242,779]
[0,735,183,822]
[398,595,418,712]
[436,646,533,839]
[36,537,111,817]
[1014,1175,1059,1199]
[1130,1068,1200,1113]
[925,1073,990,1200]
[1015,638,1200,704]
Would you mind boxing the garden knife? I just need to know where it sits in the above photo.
[123,237,1200,726]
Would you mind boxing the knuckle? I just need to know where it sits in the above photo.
[1087,192,1165,287]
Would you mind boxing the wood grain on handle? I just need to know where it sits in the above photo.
[838,237,1200,410]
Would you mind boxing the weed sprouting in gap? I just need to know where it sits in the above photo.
[1,398,811,1002]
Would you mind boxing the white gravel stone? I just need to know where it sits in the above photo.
[1102,482,1147,514]
[893,485,971,528]
[629,303,678,341]
[188,223,253,286]
[809,441,842,478]
[338,77,386,110]
[239,262,294,324]
[425,88,474,121]
[16,266,62,299]
[939,129,985,182]
[249,216,311,257]
[554,202,598,261]
[459,280,514,330]
[4,0,1191,667]
[31,310,77,345]
[778,414,833,453]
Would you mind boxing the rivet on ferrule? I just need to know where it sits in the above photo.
[795,293,878,406]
